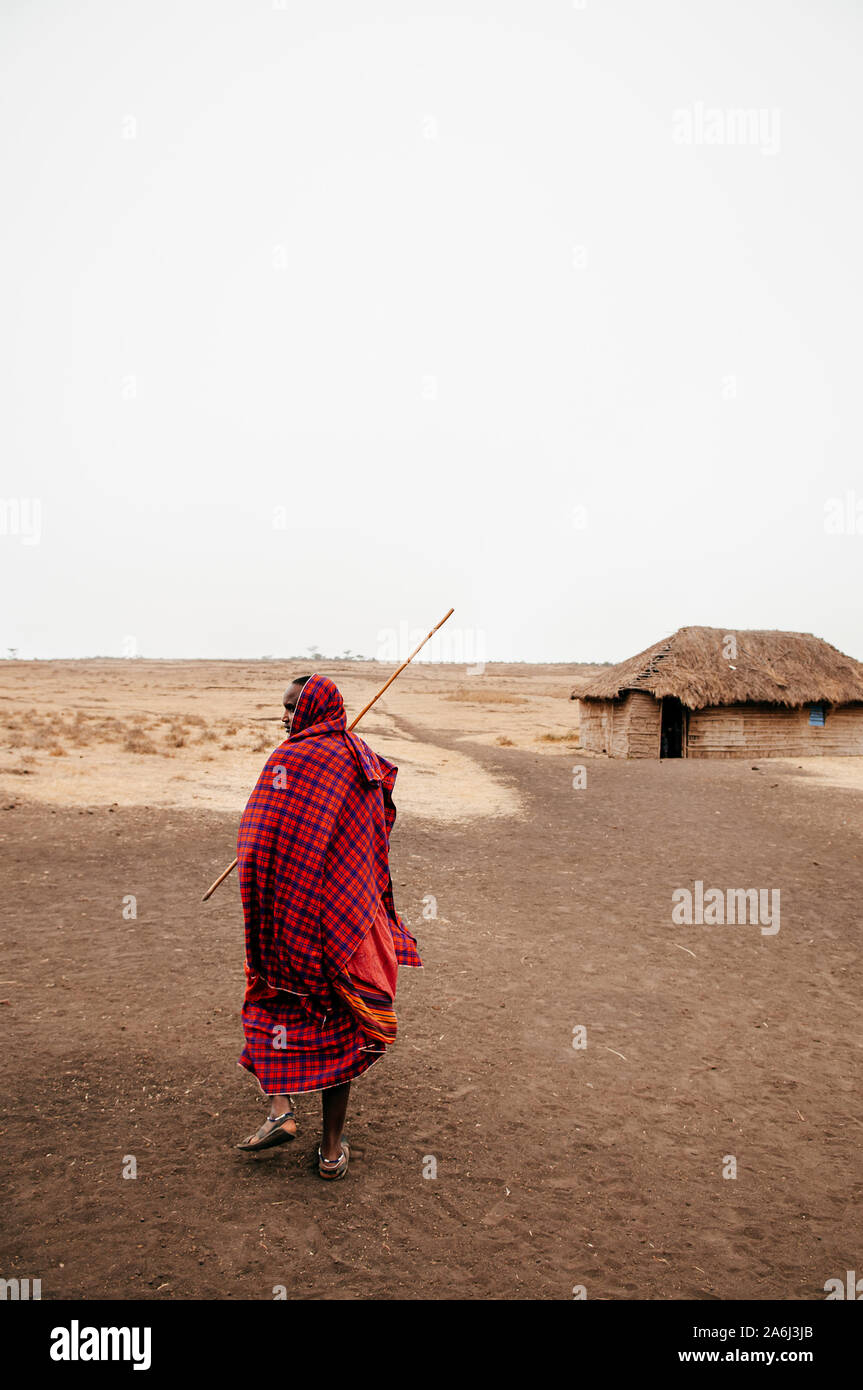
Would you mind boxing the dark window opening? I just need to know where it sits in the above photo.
[809,704,826,726]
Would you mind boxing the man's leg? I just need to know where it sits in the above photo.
[237,1092,296,1147]
[321,1081,350,1160]
[267,1092,294,1121]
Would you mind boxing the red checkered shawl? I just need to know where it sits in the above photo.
[237,675,421,1014]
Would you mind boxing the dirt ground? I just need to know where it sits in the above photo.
[1,660,862,1300]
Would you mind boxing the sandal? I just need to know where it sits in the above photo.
[318,1141,350,1180]
[236,1105,298,1151]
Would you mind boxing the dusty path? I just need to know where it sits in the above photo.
[1,728,862,1300]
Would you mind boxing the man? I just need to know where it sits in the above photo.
[235,673,422,1179]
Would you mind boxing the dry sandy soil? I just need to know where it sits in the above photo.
[1,659,862,1300]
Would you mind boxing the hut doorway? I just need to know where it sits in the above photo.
[660,697,684,758]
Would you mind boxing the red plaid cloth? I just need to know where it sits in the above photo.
[237,674,421,1093]
[239,968,388,1094]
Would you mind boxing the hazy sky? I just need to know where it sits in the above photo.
[2,0,862,664]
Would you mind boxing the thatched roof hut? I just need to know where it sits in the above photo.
[573,627,863,759]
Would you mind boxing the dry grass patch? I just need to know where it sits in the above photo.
[444,688,528,705]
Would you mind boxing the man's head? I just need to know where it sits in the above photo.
[281,675,312,736]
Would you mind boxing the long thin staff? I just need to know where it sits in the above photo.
[201,606,455,901]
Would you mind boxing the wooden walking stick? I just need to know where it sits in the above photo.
[201,606,455,901]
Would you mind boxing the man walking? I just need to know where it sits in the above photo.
[234,673,421,1179]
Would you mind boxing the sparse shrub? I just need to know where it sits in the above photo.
[68,716,91,746]
[124,727,158,754]
[94,717,125,742]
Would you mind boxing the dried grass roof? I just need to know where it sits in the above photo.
[576,627,863,709]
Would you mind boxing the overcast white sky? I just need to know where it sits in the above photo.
[2,0,861,664]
